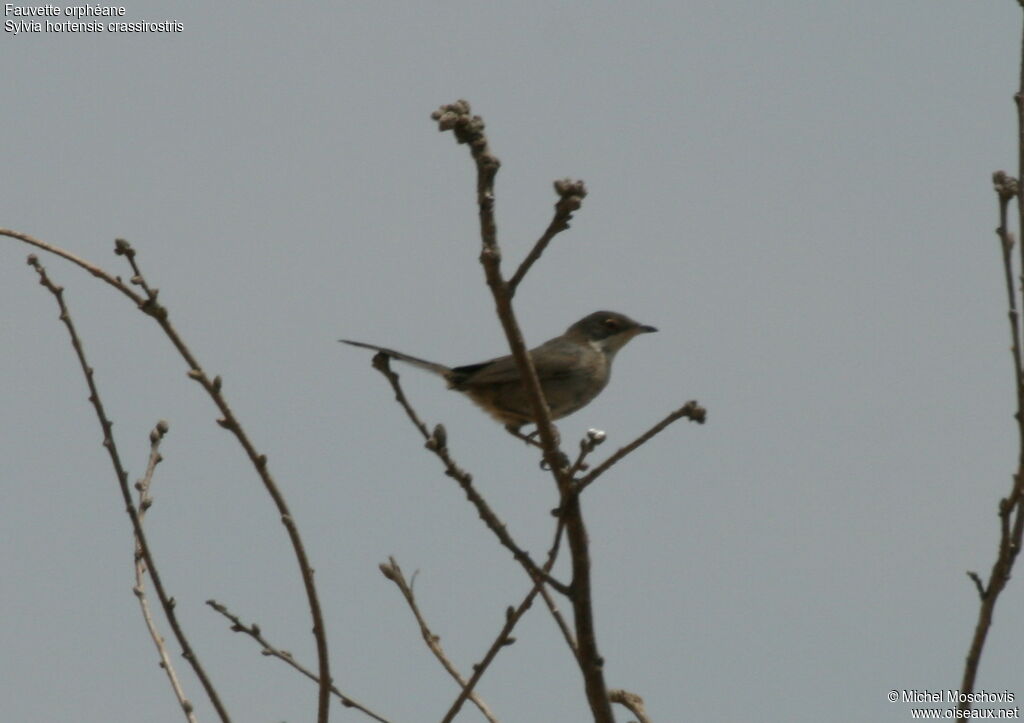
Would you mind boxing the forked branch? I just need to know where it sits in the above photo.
[433,98,616,723]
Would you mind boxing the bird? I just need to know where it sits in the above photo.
[340,310,656,431]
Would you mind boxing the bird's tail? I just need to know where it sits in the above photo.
[339,339,451,377]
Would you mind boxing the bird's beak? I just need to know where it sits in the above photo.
[637,324,657,334]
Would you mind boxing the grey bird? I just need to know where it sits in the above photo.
[341,311,656,430]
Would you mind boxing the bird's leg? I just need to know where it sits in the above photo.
[504,424,544,448]
[505,425,571,471]
[504,424,562,448]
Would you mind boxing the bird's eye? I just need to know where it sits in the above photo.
[603,318,619,330]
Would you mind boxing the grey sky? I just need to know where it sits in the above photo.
[2,2,1021,721]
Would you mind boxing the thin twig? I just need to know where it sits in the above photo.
[133,420,198,723]
[539,583,579,659]
[368,353,571,595]
[206,601,391,723]
[537,512,579,660]
[26,256,230,722]
[379,560,498,723]
[569,429,608,476]
[507,179,588,295]
[576,401,707,494]
[995,170,1024,455]
[966,571,987,599]
[609,689,651,723]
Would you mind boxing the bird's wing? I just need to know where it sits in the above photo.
[452,339,583,387]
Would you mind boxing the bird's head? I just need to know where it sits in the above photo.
[565,311,657,356]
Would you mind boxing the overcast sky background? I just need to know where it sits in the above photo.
[2,2,1022,721]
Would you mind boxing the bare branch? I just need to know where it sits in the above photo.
[959,170,1024,703]
[25,256,231,722]
[118,240,335,723]
[442,516,570,722]
[9,232,334,723]
[379,559,498,723]
[367,354,571,595]
[4,228,146,306]
[132,420,198,723]
[206,601,391,723]
[431,100,569,480]
[431,99,501,250]
[136,420,170,509]
[530,512,579,661]
[958,21,1024,707]
[507,179,588,295]
[434,98,617,723]
[576,401,707,494]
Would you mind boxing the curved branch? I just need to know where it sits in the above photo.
[7,231,333,722]
[27,258,229,721]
